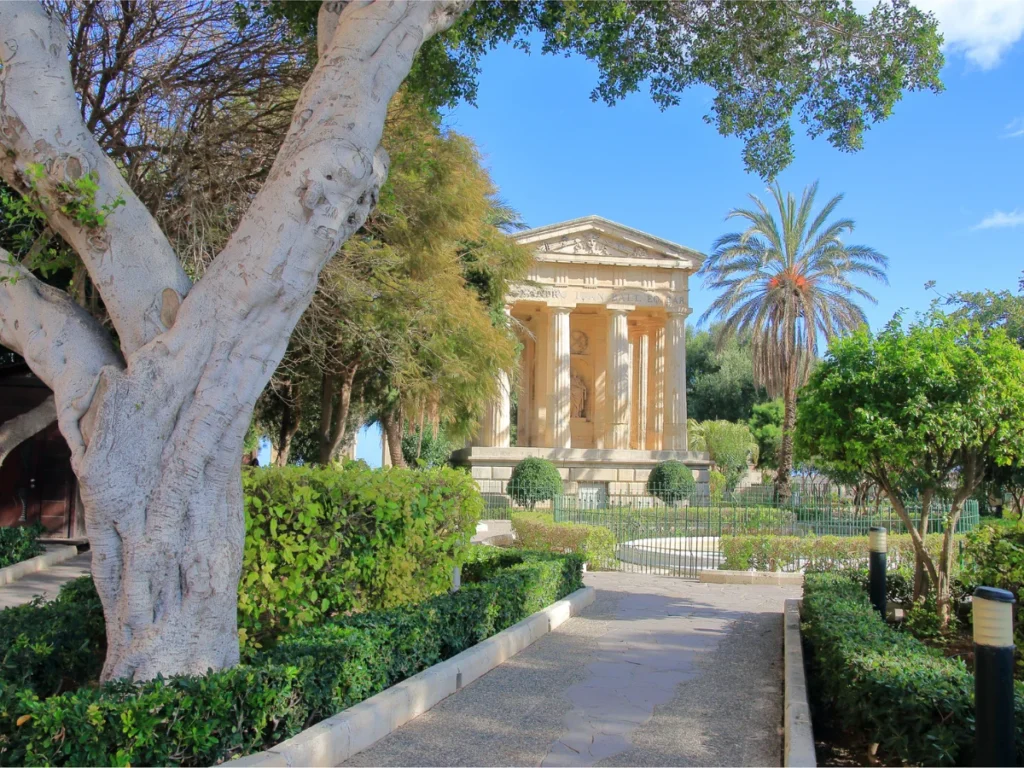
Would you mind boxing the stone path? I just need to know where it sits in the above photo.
[342,571,799,767]
[0,550,92,609]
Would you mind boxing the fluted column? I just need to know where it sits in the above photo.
[664,308,689,450]
[648,324,665,450]
[606,307,632,449]
[548,306,572,448]
[480,371,511,447]
[517,336,533,446]
[637,331,649,449]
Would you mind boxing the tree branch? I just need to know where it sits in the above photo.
[0,255,122,465]
[0,394,56,467]
[0,1,191,355]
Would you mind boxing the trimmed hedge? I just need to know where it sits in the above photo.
[507,458,563,508]
[720,532,948,572]
[646,460,696,503]
[511,512,616,570]
[240,465,481,648]
[0,525,44,569]
[0,550,582,766]
[802,572,1024,766]
[0,577,105,696]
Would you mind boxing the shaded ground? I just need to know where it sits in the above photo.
[342,571,798,767]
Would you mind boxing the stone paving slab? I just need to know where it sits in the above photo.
[341,571,799,767]
[0,551,92,609]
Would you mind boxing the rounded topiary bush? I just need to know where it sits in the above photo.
[647,460,696,504]
[508,457,563,509]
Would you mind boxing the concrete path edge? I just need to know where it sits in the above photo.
[0,544,79,587]
[228,585,597,768]
[700,569,804,586]
[784,598,816,768]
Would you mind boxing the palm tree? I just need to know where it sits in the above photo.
[700,182,887,501]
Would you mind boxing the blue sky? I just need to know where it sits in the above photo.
[340,1,1024,469]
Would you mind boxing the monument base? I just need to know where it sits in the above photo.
[451,446,712,496]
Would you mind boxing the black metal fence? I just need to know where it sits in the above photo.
[482,481,981,578]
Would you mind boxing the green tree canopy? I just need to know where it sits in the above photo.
[265,0,943,179]
[796,312,1024,622]
[686,325,770,422]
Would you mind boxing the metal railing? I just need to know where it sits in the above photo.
[481,480,981,578]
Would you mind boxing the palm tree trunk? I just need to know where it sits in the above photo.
[775,311,799,502]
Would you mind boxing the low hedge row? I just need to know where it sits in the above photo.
[720,532,947,572]
[511,512,616,570]
[802,572,1024,766]
[240,465,482,649]
[0,525,44,569]
[0,549,582,766]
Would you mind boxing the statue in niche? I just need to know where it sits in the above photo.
[570,330,589,355]
[570,371,588,419]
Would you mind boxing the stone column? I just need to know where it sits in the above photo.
[664,308,689,450]
[637,331,649,450]
[548,306,572,448]
[534,310,550,445]
[606,306,632,449]
[480,371,511,447]
[648,324,664,450]
[517,336,533,447]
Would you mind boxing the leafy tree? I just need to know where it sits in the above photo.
[508,457,563,509]
[402,425,456,468]
[0,0,942,680]
[686,326,769,422]
[700,181,888,501]
[748,399,784,470]
[796,313,1024,624]
[647,460,697,504]
[688,419,759,492]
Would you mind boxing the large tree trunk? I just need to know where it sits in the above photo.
[381,409,406,468]
[0,0,470,681]
[317,363,358,464]
[0,395,56,467]
[274,383,302,467]
[912,489,933,602]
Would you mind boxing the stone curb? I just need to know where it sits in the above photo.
[0,544,80,587]
[228,585,597,767]
[784,598,816,768]
[699,569,804,586]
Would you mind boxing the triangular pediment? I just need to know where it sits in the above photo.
[514,215,704,270]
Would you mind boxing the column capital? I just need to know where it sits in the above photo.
[545,302,576,312]
[606,304,635,314]
[666,305,693,318]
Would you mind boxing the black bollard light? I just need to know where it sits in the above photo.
[974,586,1016,768]
[868,526,887,620]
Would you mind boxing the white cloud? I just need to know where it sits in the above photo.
[973,209,1024,229]
[1005,117,1024,137]
[857,0,1024,69]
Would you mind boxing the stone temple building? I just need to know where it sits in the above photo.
[452,216,712,501]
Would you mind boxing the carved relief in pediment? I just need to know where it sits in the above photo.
[535,231,657,261]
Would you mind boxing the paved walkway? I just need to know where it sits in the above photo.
[342,571,799,767]
[0,550,92,609]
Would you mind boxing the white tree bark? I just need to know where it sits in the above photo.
[0,395,56,467]
[0,0,472,681]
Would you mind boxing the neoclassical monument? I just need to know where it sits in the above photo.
[453,216,711,497]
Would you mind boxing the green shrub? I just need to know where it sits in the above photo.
[720,532,947,572]
[0,524,44,569]
[0,576,105,696]
[0,552,582,767]
[646,460,696,503]
[962,521,1024,646]
[511,512,616,570]
[240,464,481,649]
[802,572,981,766]
[507,458,563,508]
